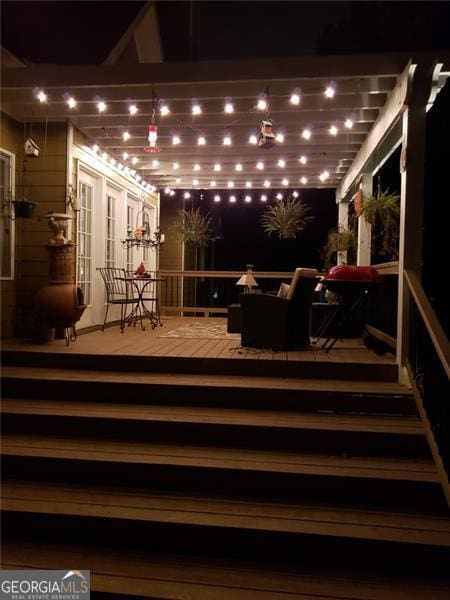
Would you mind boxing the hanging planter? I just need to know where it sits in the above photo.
[322,227,357,268]
[174,208,214,247]
[13,199,38,219]
[261,196,315,240]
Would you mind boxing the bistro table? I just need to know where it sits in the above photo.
[115,275,165,330]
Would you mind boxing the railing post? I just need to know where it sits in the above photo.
[397,61,436,382]
[357,174,372,266]
[337,200,349,265]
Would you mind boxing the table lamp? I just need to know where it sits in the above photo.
[236,264,259,293]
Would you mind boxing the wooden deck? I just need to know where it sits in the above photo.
[2,317,395,365]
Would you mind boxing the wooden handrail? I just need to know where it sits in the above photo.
[156,270,295,279]
[405,269,450,379]
[373,261,399,275]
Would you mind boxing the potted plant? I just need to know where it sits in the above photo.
[174,207,214,246]
[322,226,357,268]
[261,196,315,239]
[13,197,38,219]
[359,189,400,259]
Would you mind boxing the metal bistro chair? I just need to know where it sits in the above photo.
[97,267,140,333]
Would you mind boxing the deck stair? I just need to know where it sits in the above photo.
[1,360,450,599]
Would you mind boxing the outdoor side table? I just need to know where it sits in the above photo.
[227,303,241,333]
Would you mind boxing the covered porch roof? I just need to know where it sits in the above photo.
[4,51,447,193]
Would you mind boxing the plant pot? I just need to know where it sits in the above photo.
[14,200,37,218]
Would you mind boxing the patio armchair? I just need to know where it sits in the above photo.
[97,267,139,333]
[240,268,319,350]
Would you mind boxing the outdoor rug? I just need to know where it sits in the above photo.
[158,321,240,340]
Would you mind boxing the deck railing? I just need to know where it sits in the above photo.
[156,270,294,316]
[405,269,450,504]
[366,261,399,349]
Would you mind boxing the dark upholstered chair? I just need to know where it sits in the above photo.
[240,268,319,350]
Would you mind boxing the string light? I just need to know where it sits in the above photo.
[257,98,267,111]
[132,157,139,165]
[229,195,236,203]
[110,158,116,166]
[160,104,170,116]
[122,152,129,160]
[292,191,299,198]
[299,155,307,165]
[223,135,232,146]
[152,160,159,168]
[172,135,181,145]
[135,174,141,181]
[184,192,191,199]
[170,190,175,196]
[263,180,271,188]
[277,159,286,168]
[345,118,354,129]
[290,92,301,105]
[164,188,171,195]
[245,181,252,188]
[214,195,221,202]
[193,164,201,171]
[192,103,202,115]
[175,177,182,184]
[256,162,264,170]
[324,85,336,98]
[213,164,222,172]
[67,96,77,109]
[36,90,47,103]
[92,145,99,153]
[198,136,206,145]
[319,170,330,182]
[117,163,123,171]
[329,125,338,136]
[300,176,308,184]
[97,101,107,113]
[276,193,283,200]
[235,163,243,171]
[172,162,180,170]
[282,178,289,186]
[302,129,312,140]
[249,135,258,145]
[275,133,285,143]
[129,104,138,115]
[123,131,130,141]
[224,101,234,114]
[244,195,252,203]
[227,181,234,188]
[261,194,267,202]
[193,179,199,185]
[130,169,136,176]
[124,166,130,174]
[210,180,216,187]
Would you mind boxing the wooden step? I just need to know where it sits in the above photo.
[3,480,449,547]
[1,366,415,415]
[1,348,399,381]
[3,541,450,599]
[2,433,437,483]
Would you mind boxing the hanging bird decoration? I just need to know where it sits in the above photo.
[144,124,160,154]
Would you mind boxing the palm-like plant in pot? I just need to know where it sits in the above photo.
[322,226,357,269]
[174,207,214,247]
[261,196,315,240]
[359,189,400,259]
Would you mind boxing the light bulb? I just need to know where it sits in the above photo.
[132,157,139,165]
[210,180,216,187]
[224,102,234,114]
[129,104,138,115]
[245,181,252,188]
[300,176,308,184]
[123,131,130,141]
[97,101,107,112]
[276,193,283,200]
[175,177,181,184]
[249,135,258,145]
[256,162,264,170]
[160,105,170,116]
[193,164,201,171]
[135,174,141,181]
[152,160,159,168]
[164,188,170,195]
[292,191,299,198]
[124,166,130,174]
[172,135,181,145]
[92,145,99,153]
[277,159,286,168]
[192,104,202,115]
[184,192,191,199]
[67,97,76,108]
[263,180,270,188]
[170,190,175,196]
[110,158,116,166]
[282,178,289,186]
[172,162,180,170]
[198,136,206,145]
[37,90,47,103]
[193,179,199,185]
[227,181,234,188]
[261,194,267,202]
[329,125,338,136]
[302,129,311,140]
[101,152,108,161]
[122,152,129,160]
[214,195,221,202]
[324,85,335,98]
[275,133,284,143]
[319,170,330,182]
[130,169,136,176]
[117,163,123,171]
[290,93,300,105]
[213,164,221,171]
[257,98,267,111]
[244,195,252,203]
[223,135,232,146]
[299,155,307,165]
[235,163,243,171]
[345,118,354,129]
[229,195,236,203]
